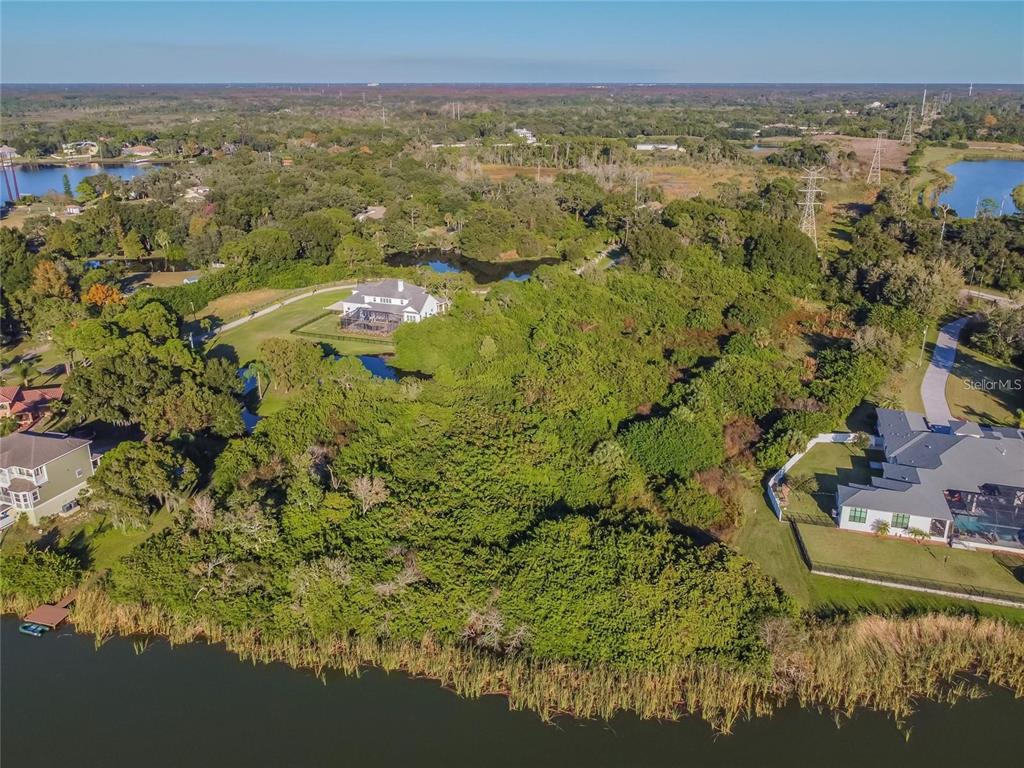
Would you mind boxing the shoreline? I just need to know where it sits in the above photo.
[7,587,1021,735]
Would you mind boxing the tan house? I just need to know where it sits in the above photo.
[0,431,95,529]
[0,385,64,430]
[123,144,158,157]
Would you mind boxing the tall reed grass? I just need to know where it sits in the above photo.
[65,588,1024,733]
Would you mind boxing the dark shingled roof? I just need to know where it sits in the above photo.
[0,432,91,470]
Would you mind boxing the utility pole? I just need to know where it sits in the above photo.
[917,326,927,367]
[798,166,825,260]
[968,82,973,97]
[866,130,885,185]
[937,204,951,247]
[900,107,914,145]
[921,88,928,117]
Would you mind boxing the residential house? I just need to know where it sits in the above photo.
[0,385,64,430]
[0,432,95,529]
[836,408,1024,554]
[64,204,82,216]
[0,145,19,159]
[183,185,211,202]
[59,141,98,158]
[635,143,682,152]
[326,279,447,335]
[123,144,158,157]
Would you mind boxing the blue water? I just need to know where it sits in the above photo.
[1,163,157,204]
[425,259,461,274]
[357,354,399,380]
[938,159,1024,218]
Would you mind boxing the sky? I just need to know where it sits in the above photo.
[2,1,1022,84]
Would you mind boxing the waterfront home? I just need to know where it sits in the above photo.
[59,141,98,157]
[326,279,447,335]
[0,431,96,530]
[836,408,1024,554]
[123,144,158,157]
[0,385,64,430]
[0,145,19,159]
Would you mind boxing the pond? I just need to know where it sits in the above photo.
[386,249,558,284]
[1,163,161,204]
[938,159,1024,218]
[2,617,1022,768]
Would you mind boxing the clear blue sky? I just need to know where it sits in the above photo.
[2,1,1022,84]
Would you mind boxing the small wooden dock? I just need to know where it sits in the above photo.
[24,590,77,629]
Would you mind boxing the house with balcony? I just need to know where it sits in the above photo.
[836,408,1024,554]
[0,385,64,430]
[0,432,95,530]
[325,279,447,336]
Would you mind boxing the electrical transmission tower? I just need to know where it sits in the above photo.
[900,108,914,145]
[799,166,825,257]
[866,131,885,185]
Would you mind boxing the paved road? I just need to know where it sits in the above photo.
[959,288,1021,309]
[920,316,969,426]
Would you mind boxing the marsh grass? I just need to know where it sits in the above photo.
[58,588,1024,734]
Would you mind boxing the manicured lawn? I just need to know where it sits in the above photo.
[198,287,292,324]
[782,442,875,526]
[1,339,69,386]
[946,343,1024,427]
[892,322,940,414]
[208,290,394,365]
[797,522,1024,598]
[730,498,813,607]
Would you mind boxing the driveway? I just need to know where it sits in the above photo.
[921,317,969,426]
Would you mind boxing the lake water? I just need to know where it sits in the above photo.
[387,249,558,284]
[2,617,1021,768]
[938,159,1024,218]
[0,163,159,204]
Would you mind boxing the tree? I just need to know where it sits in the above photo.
[86,440,198,529]
[83,282,126,308]
[62,173,73,199]
[30,260,74,300]
[75,178,97,203]
[349,475,390,515]
[258,338,323,392]
[872,519,891,537]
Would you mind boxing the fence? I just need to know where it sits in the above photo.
[765,433,859,521]
[290,311,395,345]
[204,282,356,340]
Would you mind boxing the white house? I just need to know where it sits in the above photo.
[355,205,387,222]
[836,408,1024,554]
[635,143,682,152]
[326,279,446,335]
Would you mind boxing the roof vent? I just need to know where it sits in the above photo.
[398,280,405,292]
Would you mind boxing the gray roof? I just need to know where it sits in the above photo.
[329,279,436,315]
[0,432,91,470]
[838,408,1024,521]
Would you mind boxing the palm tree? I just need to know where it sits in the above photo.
[244,361,269,401]
[154,228,171,271]
[10,361,36,387]
[872,519,891,537]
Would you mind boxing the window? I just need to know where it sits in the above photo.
[61,500,79,514]
[892,513,911,530]
[76,468,84,478]
[848,508,867,524]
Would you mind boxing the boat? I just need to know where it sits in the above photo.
[18,622,50,637]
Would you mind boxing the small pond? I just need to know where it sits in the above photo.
[1,163,163,204]
[938,159,1024,218]
[386,249,558,284]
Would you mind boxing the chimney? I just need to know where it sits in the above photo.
[397,280,404,292]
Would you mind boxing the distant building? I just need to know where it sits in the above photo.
[355,205,387,222]
[0,145,19,159]
[836,408,1024,554]
[0,385,64,431]
[513,127,538,145]
[0,431,95,529]
[123,145,158,157]
[59,141,98,157]
[64,204,82,216]
[635,143,681,152]
[183,185,210,202]
[326,279,447,335]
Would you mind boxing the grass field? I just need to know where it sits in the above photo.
[208,290,393,365]
[197,287,292,323]
[946,342,1024,427]
[797,523,1024,598]
[1,339,69,386]
[782,442,875,526]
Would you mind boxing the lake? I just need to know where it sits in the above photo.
[938,159,1024,218]
[387,249,558,284]
[0,163,159,204]
[2,618,1021,767]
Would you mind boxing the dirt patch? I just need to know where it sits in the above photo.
[199,288,293,321]
[126,270,202,289]
[817,134,911,171]
[479,164,558,183]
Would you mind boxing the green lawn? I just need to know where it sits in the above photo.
[782,441,875,526]
[730,498,813,607]
[946,342,1024,427]
[797,522,1024,598]
[208,290,393,365]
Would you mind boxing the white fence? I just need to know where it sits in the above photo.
[765,432,858,521]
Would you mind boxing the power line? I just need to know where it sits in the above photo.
[799,166,825,260]
[900,107,914,145]
[866,130,885,185]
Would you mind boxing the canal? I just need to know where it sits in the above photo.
[2,618,1021,767]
